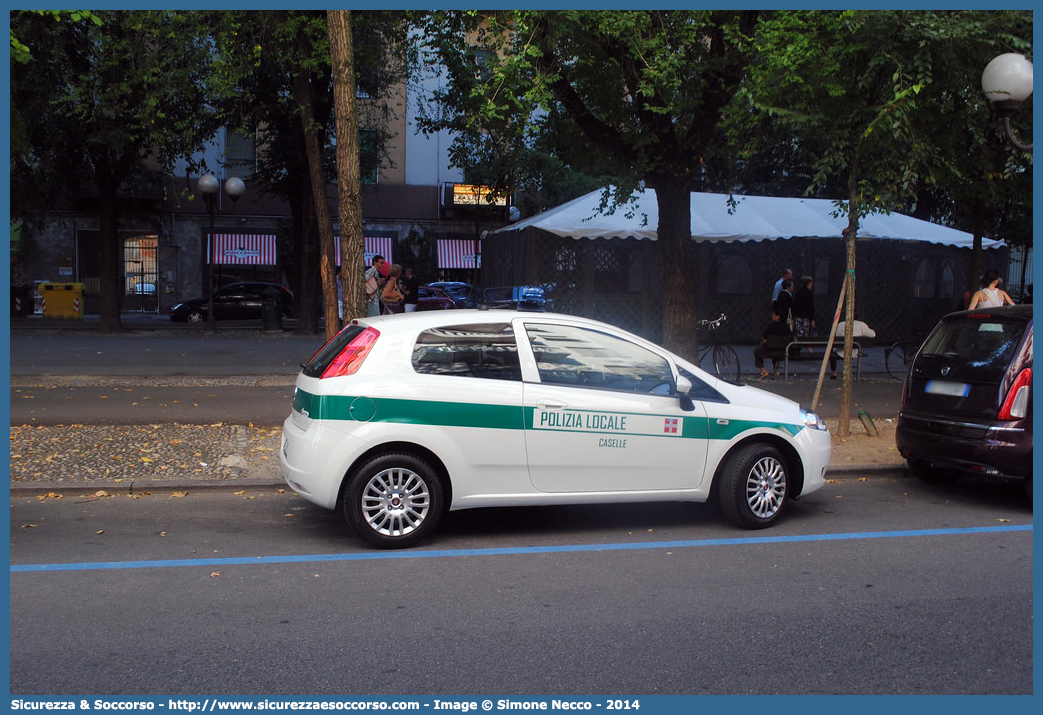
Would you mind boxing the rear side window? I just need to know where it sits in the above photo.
[920,317,1026,376]
[412,323,521,381]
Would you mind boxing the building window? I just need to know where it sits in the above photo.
[913,259,937,299]
[939,260,956,300]
[225,129,256,178]
[814,258,831,296]
[711,254,753,295]
[360,129,378,184]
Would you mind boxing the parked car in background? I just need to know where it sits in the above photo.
[127,282,156,296]
[170,282,294,323]
[483,285,547,311]
[896,306,1032,497]
[416,285,456,311]
[426,281,480,309]
[280,310,831,548]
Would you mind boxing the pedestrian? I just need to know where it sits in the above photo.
[792,276,816,339]
[754,311,793,380]
[381,264,405,314]
[401,267,420,313]
[837,311,876,358]
[968,269,1016,309]
[771,267,794,305]
[772,278,795,330]
[363,255,385,317]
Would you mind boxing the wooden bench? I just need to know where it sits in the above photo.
[783,338,864,382]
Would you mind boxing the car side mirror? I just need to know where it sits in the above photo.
[675,374,696,412]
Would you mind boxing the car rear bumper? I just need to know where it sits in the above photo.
[896,411,1032,479]
[280,414,369,510]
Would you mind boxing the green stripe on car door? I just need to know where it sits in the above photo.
[293,390,802,439]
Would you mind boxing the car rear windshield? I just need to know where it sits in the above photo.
[919,315,1027,377]
[302,324,369,378]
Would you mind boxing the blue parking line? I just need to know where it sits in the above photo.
[10,524,1032,573]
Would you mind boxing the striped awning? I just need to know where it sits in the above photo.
[334,235,394,267]
[209,234,277,265]
[438,239,481,269]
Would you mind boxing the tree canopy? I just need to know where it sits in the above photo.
[11,10,222,331]
[418,10,760,358]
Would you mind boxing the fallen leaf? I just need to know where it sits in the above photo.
[21,523,38,529]
[170,491,189,498]
[210,572,221,578]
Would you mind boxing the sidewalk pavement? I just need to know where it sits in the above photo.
[8,313,908,496]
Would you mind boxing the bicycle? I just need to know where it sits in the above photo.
[696,313,741,382]
[884,339,920,380]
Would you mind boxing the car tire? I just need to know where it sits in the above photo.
[906,458,958,485]
[186,309,205,323]
[719,443,788,529]
[344,453,444,549]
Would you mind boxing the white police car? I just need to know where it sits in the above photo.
[281,310,831,548]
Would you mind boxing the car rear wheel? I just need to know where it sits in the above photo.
[719,444,788,529]
[344,453,444,548]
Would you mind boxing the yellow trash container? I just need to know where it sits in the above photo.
[38,282,85,319]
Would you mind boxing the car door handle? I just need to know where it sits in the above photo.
[536,399,567,410]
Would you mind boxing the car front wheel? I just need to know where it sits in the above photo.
[186,309,205,323]
[344,453,444,548]
[719,444,788,529]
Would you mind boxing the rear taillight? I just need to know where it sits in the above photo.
[321,327,379,379]
[998,367,1031,420]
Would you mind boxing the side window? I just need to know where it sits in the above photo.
[412,323,521,381]
[524,323,674,394]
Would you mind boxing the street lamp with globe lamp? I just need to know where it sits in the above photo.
[198,174,247,330]
[982,53,1033,153]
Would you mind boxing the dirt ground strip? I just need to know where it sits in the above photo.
[9,415,902,487]
[9,423,283,484]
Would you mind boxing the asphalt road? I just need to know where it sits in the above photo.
[10,383,296,426]
[10,474,1033,695]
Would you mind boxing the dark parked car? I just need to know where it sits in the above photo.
[896,306,1032,496]
[170,282,294,323]
[482,285,547,311]
[417,285,456,311]
[426,281,480,309]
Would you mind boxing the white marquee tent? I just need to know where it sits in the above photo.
[491,187,1003,248]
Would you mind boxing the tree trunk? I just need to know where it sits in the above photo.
[290,66,340,341]
[328,10,366,322]
[293,185,321,336]
[96,171,123,333]
[653,182,698,361]
[837,215,857,437]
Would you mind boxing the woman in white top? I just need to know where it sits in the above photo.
[968,269,1016,309]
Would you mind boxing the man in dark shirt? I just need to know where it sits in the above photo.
[772,279,795,329]
[401,267,421,312]
[754,312,794,379]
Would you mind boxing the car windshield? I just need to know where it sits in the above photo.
[920,316,1027,374]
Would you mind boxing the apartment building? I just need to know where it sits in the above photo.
[12,62,510,316]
